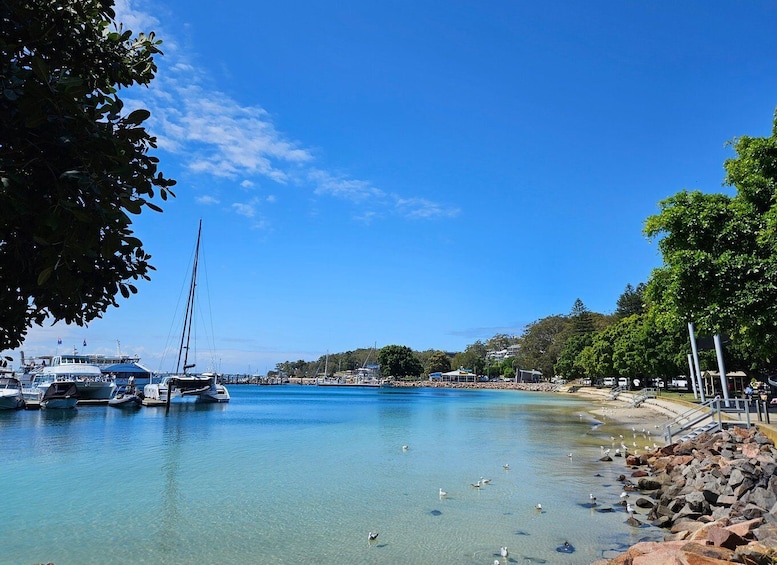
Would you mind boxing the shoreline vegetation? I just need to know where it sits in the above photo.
[289,378,777,563]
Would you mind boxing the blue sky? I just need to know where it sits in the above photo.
[5,1,777,374]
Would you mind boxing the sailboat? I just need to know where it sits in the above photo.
[143,220,230,405]
[316,344,391,387]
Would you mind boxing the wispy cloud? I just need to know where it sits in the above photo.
[195,195,220,205]
[116,0,457,223]
[308,169,385,202]
[394,197,460,219]
[232,202,256,218]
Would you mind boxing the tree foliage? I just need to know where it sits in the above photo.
[555,333,592,380]
[515,315,569,379]
[377,345,423,379]
[644,109,777,371]
[615,283,646,319]
[0,0,175,351]
[570,298,596,335]
[424,350,451,374]
[485,333,518,351]
[451,340,487,376]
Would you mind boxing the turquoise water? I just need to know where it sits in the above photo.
[0,386,663,564]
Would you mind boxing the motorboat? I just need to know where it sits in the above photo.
[0,376,24,409]
[40,381,78,409]
[22,354,116,400]
[22,374,54,403]
[108,377,142,408]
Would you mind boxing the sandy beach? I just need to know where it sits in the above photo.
[571,386,681,429]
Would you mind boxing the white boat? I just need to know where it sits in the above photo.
[108,377,142,408]
[143,221,230,406]
[40,381,78,409]
[0,376,24,409]
[316,347,390,387]
[21,354,116,401]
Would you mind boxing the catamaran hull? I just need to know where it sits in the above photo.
[143,383,230,404]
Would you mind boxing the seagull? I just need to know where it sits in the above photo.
[503,464,510,470]
[620,491,629,499]
[402,445,408,451]
[494,560,501,565]
[471,480,482,488]
[368,531,379,541]
[589,493,597,505]
[480,477,491,485]
[567,452,573,458]
[626,502,634,514]
[535,503,543,511]
[500,546,509,558]
[439,488,447,497]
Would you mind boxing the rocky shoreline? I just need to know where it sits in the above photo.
[593,426,777,564]
[387,380,561,392]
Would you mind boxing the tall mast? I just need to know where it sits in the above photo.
[177,219,202,374]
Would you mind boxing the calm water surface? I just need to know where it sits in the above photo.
[0,386,663,564]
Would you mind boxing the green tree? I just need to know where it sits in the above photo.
[515,315,569,379]
[451,340,487,376]
[555,333,592,380]
[570,298,596,335]
[0,0,175,352]
[425,350,451,374]
[377,345,423,379]
[644,109,777,371]
[485,333,517,351]
[615,283,646,319]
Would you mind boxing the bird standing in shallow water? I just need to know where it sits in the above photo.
[368,532,379,542]
[589,493,597,505]
[500,546,509,558]
[439,488,447,497]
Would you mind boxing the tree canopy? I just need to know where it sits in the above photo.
[424,350,452,374]
[377,345,423,379]
[644,110,777,371]
[0,0,175,351]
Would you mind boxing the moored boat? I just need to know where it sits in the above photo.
[0,376,24,409]
[22,354,116,400]
[142,221,230,406]
[108,377,142,408]
[40,381,78,409]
